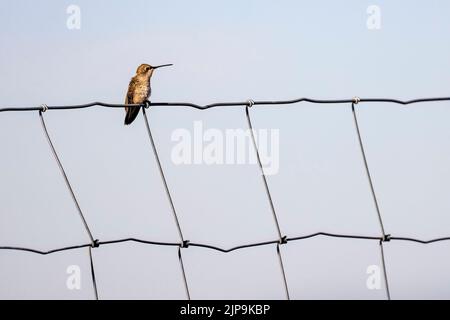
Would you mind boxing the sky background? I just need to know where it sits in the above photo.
[1,0,450,299]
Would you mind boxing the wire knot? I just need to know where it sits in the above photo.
[279,236,288,245]
[181,240,190,248]
[352,96,361,104]
[381,234,391,243]
[144,100,151,109]
[246,99,255,108]
[91,239,100,248]
[40,104,48,113]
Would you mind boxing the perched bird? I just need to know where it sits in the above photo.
[124,63,172,125]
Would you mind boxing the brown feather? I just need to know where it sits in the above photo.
[124,64,153,125]
[124,77,142,125]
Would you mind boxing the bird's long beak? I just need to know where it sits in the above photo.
[153,64,173,69]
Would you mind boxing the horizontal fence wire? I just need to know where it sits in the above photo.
[1,96,450,300]
[2,233,450,255]
[1,96,450,113]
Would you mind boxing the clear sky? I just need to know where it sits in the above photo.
[1,0,450,299]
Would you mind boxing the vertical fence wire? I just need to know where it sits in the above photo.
[276,244,290,300]
[245,105,290,300]
[245,106,283,239]
[178,247,191,300]
[379,241,391,300]
[38,110,95,245]
[39,110,100,299]
[88,246,99,300]
[142,107,185,242]
[351,102,390,300]
[142,107,190,300]
[351,103,387,237]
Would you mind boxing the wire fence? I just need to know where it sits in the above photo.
[1,96,450,300]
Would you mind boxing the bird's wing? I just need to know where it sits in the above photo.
[124,77,141,125]
[125,77,137,104]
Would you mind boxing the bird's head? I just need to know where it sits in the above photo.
[136,63,173,77]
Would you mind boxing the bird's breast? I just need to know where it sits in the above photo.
[134,82,151,103]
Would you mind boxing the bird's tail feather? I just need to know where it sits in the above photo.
[124,107,141,125]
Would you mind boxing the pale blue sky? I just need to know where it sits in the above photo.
[1,0,450,299]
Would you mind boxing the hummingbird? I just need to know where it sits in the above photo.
[124,63,173,125]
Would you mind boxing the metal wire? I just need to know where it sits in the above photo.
[142,107,185,243]
[88,246,99,300]
[351,103,387,237]
[245,106,284,240]
[178,247,191,300]
[1,96,450,113]
[276,244,290,300]
[39,111,96,245]
[142,106,190,299]
[350,102,392,299]
[379,241,391,300]
[390,236,450,244]
[1,96,450,300]
[245,105,290,299]
[1,234,448,299]
[2,232,449,255]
